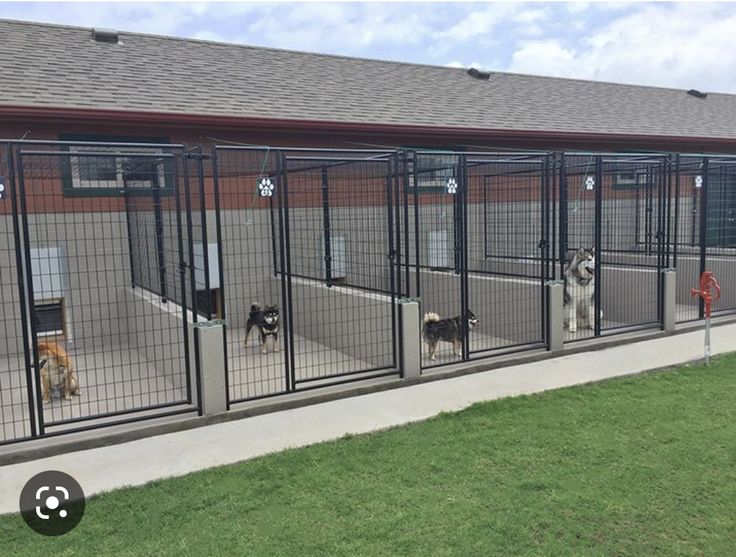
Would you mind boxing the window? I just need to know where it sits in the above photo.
[614,171,649,190]
[406,154,459,193]
[60,134,172,196]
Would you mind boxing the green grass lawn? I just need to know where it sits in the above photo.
[3,355,736,556]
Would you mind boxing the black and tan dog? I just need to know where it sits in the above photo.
[244,303,280,354]
[422,311,479,361]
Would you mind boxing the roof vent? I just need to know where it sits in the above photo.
[467,67,491,81]
[687,89,707,99]
[92,28,119,44]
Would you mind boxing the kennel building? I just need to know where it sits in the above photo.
[1,19,736,446]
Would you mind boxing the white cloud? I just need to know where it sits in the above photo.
[508,3,736,93]
[432,3,520,48]
[1,2,735,94]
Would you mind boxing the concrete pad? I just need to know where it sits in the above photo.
[1,321,734,515]
[0,342,188,443]
[228,330,376,400]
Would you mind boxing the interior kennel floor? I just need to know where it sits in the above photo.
[0,340,190,443]
[227,329,387,401]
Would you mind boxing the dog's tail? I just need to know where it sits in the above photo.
[423,312,441,324]
[250,302,262,314]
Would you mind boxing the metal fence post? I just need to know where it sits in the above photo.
[398,298,421,378]
[662,268,677,332]
[546,280,565,352]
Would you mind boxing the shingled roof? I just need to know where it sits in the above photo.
[2,18,736,140]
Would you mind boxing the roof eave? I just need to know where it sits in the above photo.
[1,104,735,151]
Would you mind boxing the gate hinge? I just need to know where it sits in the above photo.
[538,239,550,249]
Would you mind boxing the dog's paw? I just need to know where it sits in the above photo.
[42,398,50,404]
[274,346,280,352]
[64,394,72,401]
[569,325,577,333]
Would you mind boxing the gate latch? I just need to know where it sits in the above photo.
[183,153,211,161]
[193,319,226,328]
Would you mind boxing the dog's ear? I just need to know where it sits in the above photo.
[589,246,596,255]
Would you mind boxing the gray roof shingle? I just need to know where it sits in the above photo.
[2,18,736,139]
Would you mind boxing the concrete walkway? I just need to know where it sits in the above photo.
[1,323,734,515]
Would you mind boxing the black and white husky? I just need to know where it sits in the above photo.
[244,303,280,354]
[563,247,601,333]
[422,311,479,360]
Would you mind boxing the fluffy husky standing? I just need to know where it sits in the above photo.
[422,311,479,360]
[563,247,601,333]
[37,341,80,403]
[244,303,280,354]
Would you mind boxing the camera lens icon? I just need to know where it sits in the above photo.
[20,471,85,536]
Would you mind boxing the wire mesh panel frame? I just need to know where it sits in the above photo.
[0,144,37,444]
[466,153,551,358]
[5,141,200,438]
[411,151,552,370]
[560,153,668,342]
[282,151,399,389]
[213,147,401,405]
[673,155,736,323]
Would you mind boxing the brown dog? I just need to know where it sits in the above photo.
[37,341,79,403]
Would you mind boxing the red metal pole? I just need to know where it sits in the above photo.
[690,272,721,364]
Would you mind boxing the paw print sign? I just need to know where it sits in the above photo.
[257,177,275,197]
[585,176,595,190]
[0,177,5,200]
[695,175,703,188]
[445,177,458,195]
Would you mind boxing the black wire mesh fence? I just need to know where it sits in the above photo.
[3,139,736,443]
[212,147,288,402]
[0,144,35,443]
[560,154,667,341]
[674,156,736,322]
[409,152,464,367]
[1,142,196,440]
[213,147,399,404]
[466,153,550,357]
[282,151,398,388]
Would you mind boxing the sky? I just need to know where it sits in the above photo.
[1,1,735,93]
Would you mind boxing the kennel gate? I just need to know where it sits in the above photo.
[673,155,736,322]
[212,147,401,405]
[0,141,203,444]
[559,153,669,341]
[407,151,552,370]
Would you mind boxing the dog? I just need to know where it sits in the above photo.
[563,247,602,333]
[37,341,79,403]
[422,310,478,361]
[244,303,280,354]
